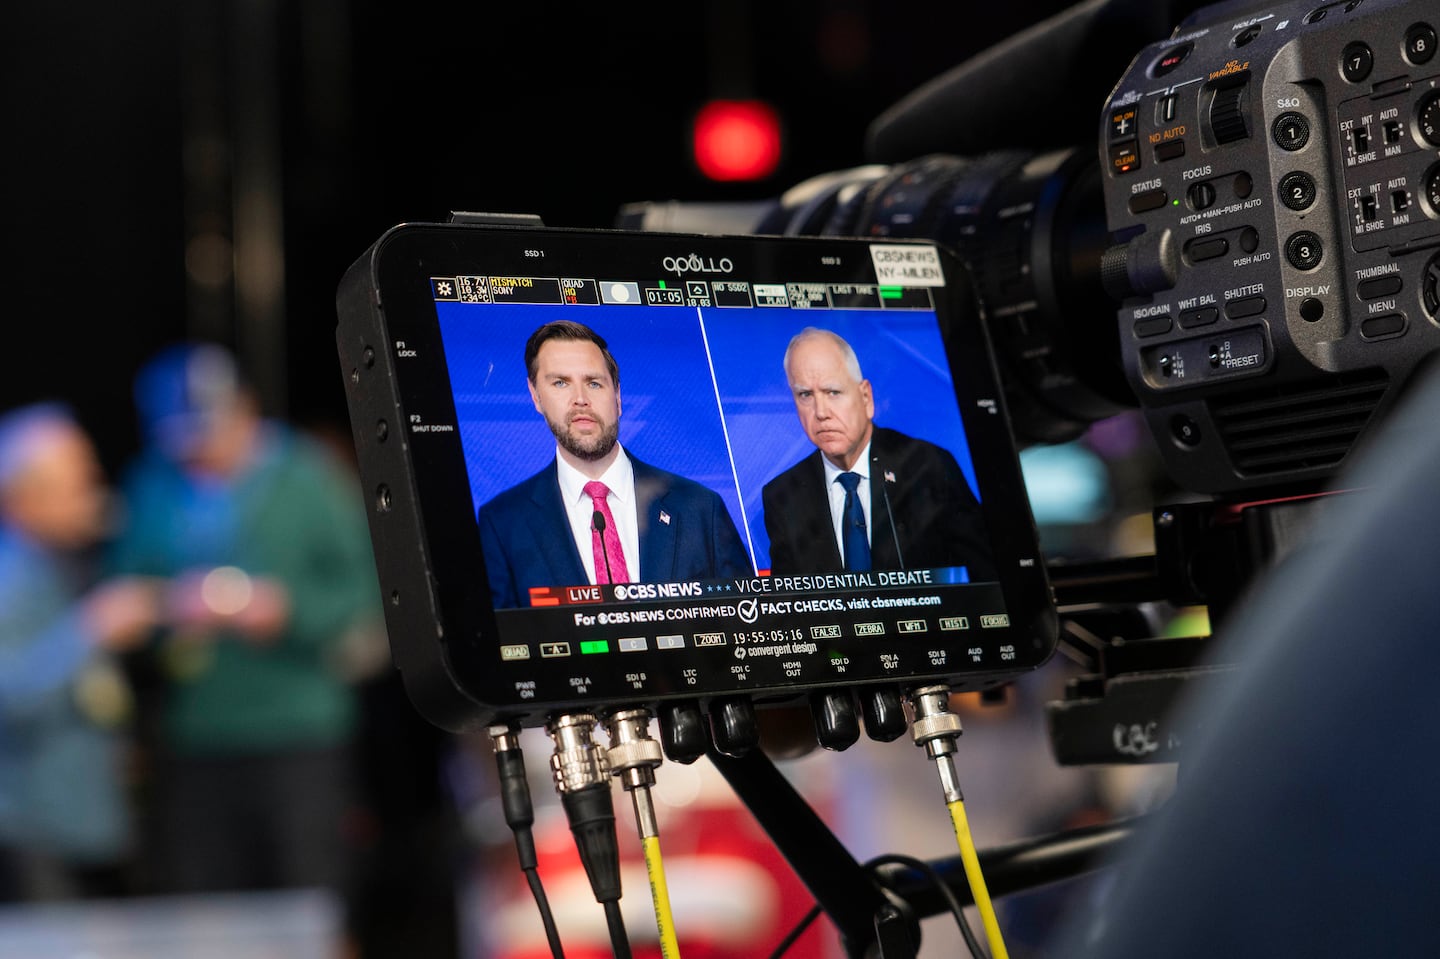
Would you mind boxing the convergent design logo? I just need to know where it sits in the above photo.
[662,254,734,276]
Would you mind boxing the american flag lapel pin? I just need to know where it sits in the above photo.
[659,510,671,525]
[884,470,896,483]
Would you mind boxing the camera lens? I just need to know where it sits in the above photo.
[768,149,1132,445]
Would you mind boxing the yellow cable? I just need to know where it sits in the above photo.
[947,798,1010,959]
[641,833,682,959]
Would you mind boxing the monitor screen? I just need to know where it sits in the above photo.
[339,223,1055,729]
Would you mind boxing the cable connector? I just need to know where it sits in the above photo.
[548,712,631,958]
[489,722,538,865]
[908,684,964,803]
[907,685,1011,959]
[548,712,611,794]
[604,708,681,959]
[488,722,566,959]
[606,708,663,780]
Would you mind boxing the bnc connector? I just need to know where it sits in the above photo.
[909,685,965,803]
[604,708,664,792]
[547,713,610,794]
[909,684,964,757]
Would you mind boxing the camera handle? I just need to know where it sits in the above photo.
[1046,493,1339,766]
[706,495,1335,954]
[708,743,1137,957]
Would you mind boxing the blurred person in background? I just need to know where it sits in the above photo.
[0,404,160,902]
[107,342,381,899]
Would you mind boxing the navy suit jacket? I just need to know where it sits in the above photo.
[761,426,995,579]
[478,453,752,608]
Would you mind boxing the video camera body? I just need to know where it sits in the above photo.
[1101,0,1439,494]
[626,0,1439,499]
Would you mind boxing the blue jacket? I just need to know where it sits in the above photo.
[0,531,130,862]
[478,454,753,608]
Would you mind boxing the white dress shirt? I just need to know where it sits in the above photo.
[555,444,641,583]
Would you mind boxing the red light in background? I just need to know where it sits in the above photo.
[692,100,782,182]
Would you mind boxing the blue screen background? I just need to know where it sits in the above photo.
[436,300,977,573]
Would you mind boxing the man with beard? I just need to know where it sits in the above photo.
[478,321,752,609]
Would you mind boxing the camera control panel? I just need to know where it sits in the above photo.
[1100,0,1440,493]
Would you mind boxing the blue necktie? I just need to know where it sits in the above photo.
[837,471,870,571]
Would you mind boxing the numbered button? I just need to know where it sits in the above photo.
[1341,41,1373,82]
[1273,112,1311,151]
[1286,231,1324,271]
[1405,22,1436,65]
[1279,172,1317,210]
[1171,415,1202,447]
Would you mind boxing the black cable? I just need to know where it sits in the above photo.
[560,783,631,958]
[866,854,986,959]
[603,898,634,959]
[524,868,565,959]
[765,852,993,959]
[491,727,566,959]
[766,904,823,959]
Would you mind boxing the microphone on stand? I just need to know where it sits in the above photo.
[592,510,615,584]
[876,462,906,570]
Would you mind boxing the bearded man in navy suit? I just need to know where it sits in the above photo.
[479,321,752,609]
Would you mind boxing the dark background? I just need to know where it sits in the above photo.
[5,0,1095,477]
[3,3,1181,954]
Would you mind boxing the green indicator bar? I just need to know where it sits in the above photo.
[580,640,610,655]
[658,280,667,288]
[879,286,904,300]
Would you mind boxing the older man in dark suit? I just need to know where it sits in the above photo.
[761,327,994,580]
[479,321,751,609]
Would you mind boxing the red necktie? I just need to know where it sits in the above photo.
[584,481,630,584]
